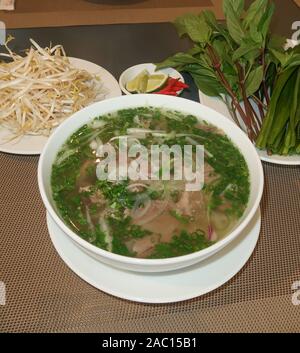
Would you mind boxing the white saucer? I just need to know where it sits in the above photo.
[47,209,261,304]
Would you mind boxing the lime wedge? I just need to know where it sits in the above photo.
[145,73,168,93]
[126,69,149,93]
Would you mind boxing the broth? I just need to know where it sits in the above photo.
[51,107,250,258]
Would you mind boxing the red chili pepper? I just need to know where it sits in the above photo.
[168,77,189,89]
[154,77,189,96]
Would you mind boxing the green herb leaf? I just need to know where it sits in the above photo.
[173,13,212,43]
[268,34,286,52]
[232,41,261,62]
[271,50,288,65]
[267,70,298,146]
[244,0,268,28]
[284,54,300,70]
[223,0,245,17]
[149,230,213,259]
[245,65,264,97]
[212,39,228,60]
[249,24,263,44]
[155,52,200,70]
[184,63,227,97]
[169,210,191,224]
[258,2,275,40]
[223,0,246,44]
[203,10,235,49]
[256,67,297,148]
[187,45,202,56]
[202,10,218,28]
[277,46,300,70]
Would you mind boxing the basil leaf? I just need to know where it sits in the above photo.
[245,66,264,97]
[203,10,235,50]
[232,41,261,61]
[270,49,292,67]
[191,73,225,97]
[184,63,226,97]
[173,13,212,43]
[212,39,229,60]
[249,25,263,44]
[223,1,246,44]
[187,45,202,56]
[244,0,268,28]
[155,53,200,70]
[268,34,286,52]
[258,3,275,40]
[223,0,244,17]
[202,10,218,28]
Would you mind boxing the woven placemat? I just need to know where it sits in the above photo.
[0,153,300,332]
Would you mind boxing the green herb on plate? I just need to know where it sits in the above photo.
[156,0,300,155]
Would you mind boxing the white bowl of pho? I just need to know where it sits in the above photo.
[38,94,264,273]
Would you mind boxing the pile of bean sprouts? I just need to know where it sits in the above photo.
[0,37,107,138]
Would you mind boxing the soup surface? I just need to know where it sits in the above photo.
[51,107,250,259]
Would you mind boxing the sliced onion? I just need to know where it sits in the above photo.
[55,148,77,165]
[133,200,168,226]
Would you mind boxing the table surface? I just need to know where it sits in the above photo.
[1,23,300,333]
[0,0,224,28]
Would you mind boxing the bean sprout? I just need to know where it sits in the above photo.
[0,37,107,139]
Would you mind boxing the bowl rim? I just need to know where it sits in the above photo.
[118,63,185,96]
[38,94,264,267]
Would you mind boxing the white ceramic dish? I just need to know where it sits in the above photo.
[0,57,122,155]
[119,63,185,95]
[47,208,261,303]
[198,90,300,165]
[38,94,264,273]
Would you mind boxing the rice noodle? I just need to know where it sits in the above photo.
[99,216,112,251]
[127,128,166,135]
[0,37,107,138]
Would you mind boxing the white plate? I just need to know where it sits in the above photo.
[47,208,261,304]
[119,63,185,95]
[0,57,122,155]
[198,90,300,165]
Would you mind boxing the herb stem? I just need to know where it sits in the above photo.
[230,99,243,128]
[206,44,256,141]
[251,95,266,122]
[236,63,258,139]
[261,49,271,105]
